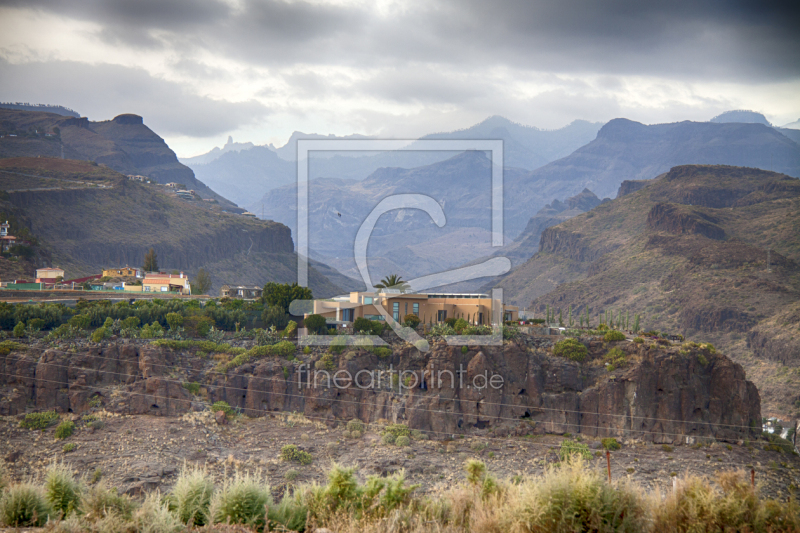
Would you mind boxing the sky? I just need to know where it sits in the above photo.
[0,0,798,157]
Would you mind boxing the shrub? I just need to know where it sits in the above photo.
[652,471,800,532]
[62,443,77,453]
[553,338,588,362]
[329,335,347,354]
[382,433,396,445]
[182,381,201,395]
[633,336,644,343]
[79,481,134,520]
[262,305,290,329]
[315,352,336,371]
[284,320,298,339]
[604,347,627,371]
[501,458,649,532]
[68,314,92,330]
[465,459,487,485]
[121,316,140,329]
[12,322,25,338]
[697,353,709,366]
[206,326,225,343]
[429,323,456,336]
[54,420,75,440]
[140,321,165,339]
[602,438,622,451]
[502,325,520,340]
[304,314,327,334]
[0,483,54,526]
[211,401,234,419]
[90,327,108,343]
[353,317,373,334]
[27,318,46,331]
[395,435,411,447]
[20,410,59,430]
[373,346,391,358]
[403,314,420,328]
[346,419,365,434]
[559,439,592,462]
[453,318,469,333]
[383,424,410,442]
[445,317,457,328]
[133,490,184,533]
[461,345,469,354]
[170,465,214,526]
[280,444,313,465]
[604,330,626,342]
[44,462,81,518]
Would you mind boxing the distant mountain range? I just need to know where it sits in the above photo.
[184,116,604,207]
[179,135,254,166]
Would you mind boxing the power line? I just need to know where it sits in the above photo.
[2,355,760,439]
[18,343,763,431]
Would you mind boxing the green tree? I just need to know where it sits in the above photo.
[261,282,313,314]
[165,312,183,330]
[558,309,563,327]
[143,248,158,272]
[262,305,290,329]
[374,274,408,292]
[546,304,551,323]
[303,314,327,334]
[568,304,573,327]
[191,268,212,295]
[584,306,590,328]
[633,314,640,333]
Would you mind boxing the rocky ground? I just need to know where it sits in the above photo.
[2,409,799,504]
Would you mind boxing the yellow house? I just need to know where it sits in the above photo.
[142,272,191,295]
[102,266,141,278]
[311,290,518,325]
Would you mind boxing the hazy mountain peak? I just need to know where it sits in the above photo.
[179,135,255,166]
[710,110,771,126]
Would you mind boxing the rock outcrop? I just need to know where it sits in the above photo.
[1,338,760,444]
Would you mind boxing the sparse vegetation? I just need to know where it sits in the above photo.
[54,420,75,440]
[553,338,588,362]
[280,444,313,465]
[19,410,59,430]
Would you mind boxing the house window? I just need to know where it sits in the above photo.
[342,309,354,322]
[364,296,373,304]
[478,312,483,325]
[161,286,168,292]
[437,310,447,322]
[393,302,399,321]
[413,303,419,316]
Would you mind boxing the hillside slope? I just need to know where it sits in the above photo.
[493,165,800,418]
[0,109,236,207]
[0,157,345,297]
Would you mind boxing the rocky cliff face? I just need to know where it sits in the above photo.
[1,338,761,444]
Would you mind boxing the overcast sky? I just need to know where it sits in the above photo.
[1,0,798,157]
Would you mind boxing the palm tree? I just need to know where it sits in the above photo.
[374,274,409,292]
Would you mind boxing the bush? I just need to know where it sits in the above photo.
[602,438,622,451]
[54,420,75,440]
[44,462,81,518]
[133,490,184,533]
[652,471,800,532]
[604,347,627,371]
[383,423,410,440]
[315,352,336,371]
[304,314,327,334]
[553,338,588,362]
[62,443,76,453]
[280,444,313,465]
[604,330,626,342]
[559,439,592,462]
[395,435,411,447]
[12,322,25,338]
[633,336,644,343]
[403,314,420,328]
[121,316,140,329]
[79,481,134,521]
[211,401,234,419]
[501,458,649,532]
[453,318,469,333]
[373,346,392,358]
[353,317,373,334]
[346,419,365,434]
[170,465,214,526]
[284,320,298,338]
[20,410,59,430]
[182,381,201,395]
[0,483,54,526]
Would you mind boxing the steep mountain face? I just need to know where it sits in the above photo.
[491,165,800,418]
[0,109,235,207]
[515,119,800,201]
[0,157,345,297]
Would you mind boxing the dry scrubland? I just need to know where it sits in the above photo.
[1,409,799,532]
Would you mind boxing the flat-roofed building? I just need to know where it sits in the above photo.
[311,290,518,325]
[143,272,191,295]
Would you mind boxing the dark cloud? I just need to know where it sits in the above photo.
[3,0,798,81]
[0,59,270,137]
